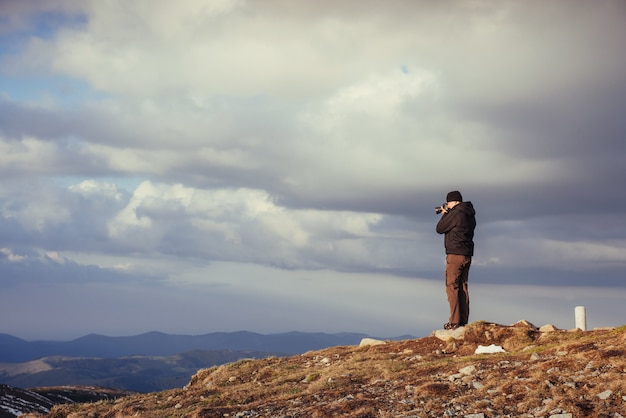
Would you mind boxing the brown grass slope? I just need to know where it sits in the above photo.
[28,321,626,418]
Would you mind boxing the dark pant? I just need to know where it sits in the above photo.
[445,254,471,326]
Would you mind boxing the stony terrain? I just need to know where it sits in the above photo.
[25,321,626,418]
[0,385,132,418]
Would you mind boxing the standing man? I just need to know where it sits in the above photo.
[436,190,476,330]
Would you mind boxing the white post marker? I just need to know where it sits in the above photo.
[575,306,587,331]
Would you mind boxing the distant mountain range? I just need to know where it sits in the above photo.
[0,331,411,363]
[0,331,413,394]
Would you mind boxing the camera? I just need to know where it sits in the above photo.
[435,203,448,214]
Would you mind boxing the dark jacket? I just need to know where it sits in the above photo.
[436,201,476,256]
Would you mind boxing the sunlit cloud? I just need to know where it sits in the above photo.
[1,0,625,339]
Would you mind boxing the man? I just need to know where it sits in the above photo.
[436,190,476,330]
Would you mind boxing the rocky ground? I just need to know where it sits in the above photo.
[25,321,626,418]
[0,385,132,418]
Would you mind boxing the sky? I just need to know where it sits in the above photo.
[1,0,625,341]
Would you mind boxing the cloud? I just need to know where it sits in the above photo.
[1,0,626,339]
[0,246,153,290]
[106,181,390,270]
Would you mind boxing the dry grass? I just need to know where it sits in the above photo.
[28,322,626,418]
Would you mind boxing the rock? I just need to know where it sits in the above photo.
[433,326,466,341]
[474,344,505,354]
[359,338,386,347]
[513,320,538,329]
[540,324,559,332]
[458,365,476,376]
[598,390,612,400]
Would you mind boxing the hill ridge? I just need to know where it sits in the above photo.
[28,321,626,418]
[0,331,391,363]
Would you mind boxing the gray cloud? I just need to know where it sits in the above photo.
[1,0,625,338]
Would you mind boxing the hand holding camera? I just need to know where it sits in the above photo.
[435,203,448,214]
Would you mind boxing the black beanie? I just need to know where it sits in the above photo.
[446,190,463,202]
